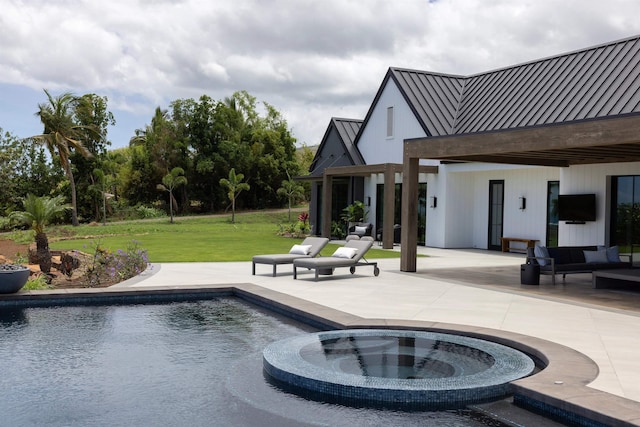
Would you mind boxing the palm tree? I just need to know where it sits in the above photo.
[220,168,250,223]
[157,167,188,223]
[10,194,70,273]
[277,171,305,221]
[31,89,98,226]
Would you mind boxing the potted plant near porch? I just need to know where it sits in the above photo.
[341,201,368,227]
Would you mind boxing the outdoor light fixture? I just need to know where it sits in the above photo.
[519,196,527,210]
[366,196,371,207]
[430,196,437,208]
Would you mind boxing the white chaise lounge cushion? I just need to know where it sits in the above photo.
[332,247,358,259]
[289,244,313,255]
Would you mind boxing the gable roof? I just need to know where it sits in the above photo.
[309,117,364,175]
[361,35,640,142]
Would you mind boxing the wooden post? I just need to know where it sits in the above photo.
[401,155,418,272]
[383,163,395,249]
[322,174,333,238]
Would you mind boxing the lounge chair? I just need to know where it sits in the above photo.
[252,237,329,277]
[293,237,379,281]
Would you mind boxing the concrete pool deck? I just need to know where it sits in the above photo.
[6,245,640,425]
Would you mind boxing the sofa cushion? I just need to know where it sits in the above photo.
[534,246,549,266]
[606,246,621,262]
[543,263,592,273]
[548,247,572,265]
[583,250,609,263]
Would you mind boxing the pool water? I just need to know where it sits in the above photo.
[0,299,513,426]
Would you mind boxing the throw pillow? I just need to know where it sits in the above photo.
[289,244,313,255]
[355,225,368,235]
[533,245,549,266]
[332,247,358,259]
[583,250,609,263]
[606,246,621,263]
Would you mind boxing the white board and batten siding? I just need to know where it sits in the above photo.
[432,164,559,249]
[357,80,429,166]
[560,162,640,247]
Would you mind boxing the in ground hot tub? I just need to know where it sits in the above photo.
[263,329,535,410]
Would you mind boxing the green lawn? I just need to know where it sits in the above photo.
[46,211,402,263]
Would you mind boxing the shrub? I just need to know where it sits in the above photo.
[135,205,167,219]
[0,216,11,232]
[23,274,52,291]
[84,240,149,287]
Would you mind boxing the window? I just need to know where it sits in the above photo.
[386,107,394,138]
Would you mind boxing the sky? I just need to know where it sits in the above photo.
[2,0,640,150]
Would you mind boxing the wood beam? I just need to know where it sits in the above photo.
[405,115,640,165]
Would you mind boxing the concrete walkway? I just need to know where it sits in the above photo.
[120,246,640,404]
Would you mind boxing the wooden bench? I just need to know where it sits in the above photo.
[501,237,537,253]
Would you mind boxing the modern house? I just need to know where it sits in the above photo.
[306,35,640,271]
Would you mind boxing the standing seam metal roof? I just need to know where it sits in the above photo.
[389,35,640,137]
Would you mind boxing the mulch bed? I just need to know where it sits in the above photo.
[0,239,113,289]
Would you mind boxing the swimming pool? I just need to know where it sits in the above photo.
[0,298,517,426]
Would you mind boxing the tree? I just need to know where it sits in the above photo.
[10,194,70,273]
[70,93,115,221]
[277,171,305,221]
[31,89,100,226]
[157,167,187,223]
[0,130,62,213]
[219,168,249,223]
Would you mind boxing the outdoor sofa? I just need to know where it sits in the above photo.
[293,237,379,281]
[526,245,631,285]
[252,236,329,277]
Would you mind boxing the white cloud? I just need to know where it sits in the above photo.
[2,0,640,146]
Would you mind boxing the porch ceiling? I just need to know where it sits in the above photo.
[404,114,640,167]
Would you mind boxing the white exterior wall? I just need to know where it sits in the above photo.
[357,81,428,165]
[559,162,640,246]
[428,163,560,249]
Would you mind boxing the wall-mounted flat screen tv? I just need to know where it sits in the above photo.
[557,194,596,222]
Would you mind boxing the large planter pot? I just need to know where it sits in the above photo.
[0,265,30,294]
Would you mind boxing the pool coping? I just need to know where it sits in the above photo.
[2,283,640,427]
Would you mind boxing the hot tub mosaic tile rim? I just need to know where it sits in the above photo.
[263,329,535,408]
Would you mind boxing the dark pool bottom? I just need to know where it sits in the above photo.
[263,329,536,410]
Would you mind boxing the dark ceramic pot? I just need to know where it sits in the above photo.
[0,266,30,294]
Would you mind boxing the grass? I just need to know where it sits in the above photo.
[43,211,403,263]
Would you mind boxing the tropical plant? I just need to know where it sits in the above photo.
[9,194,70,273]
[220,168,250,223]
[157,167,188,223]
[341,200,368,224]
[276,171,305,221]
[31,90,101,226]
[331,220,346,240]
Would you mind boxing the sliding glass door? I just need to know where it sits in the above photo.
[611,176,640,250]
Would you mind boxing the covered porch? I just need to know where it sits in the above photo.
[401,114,640,271]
